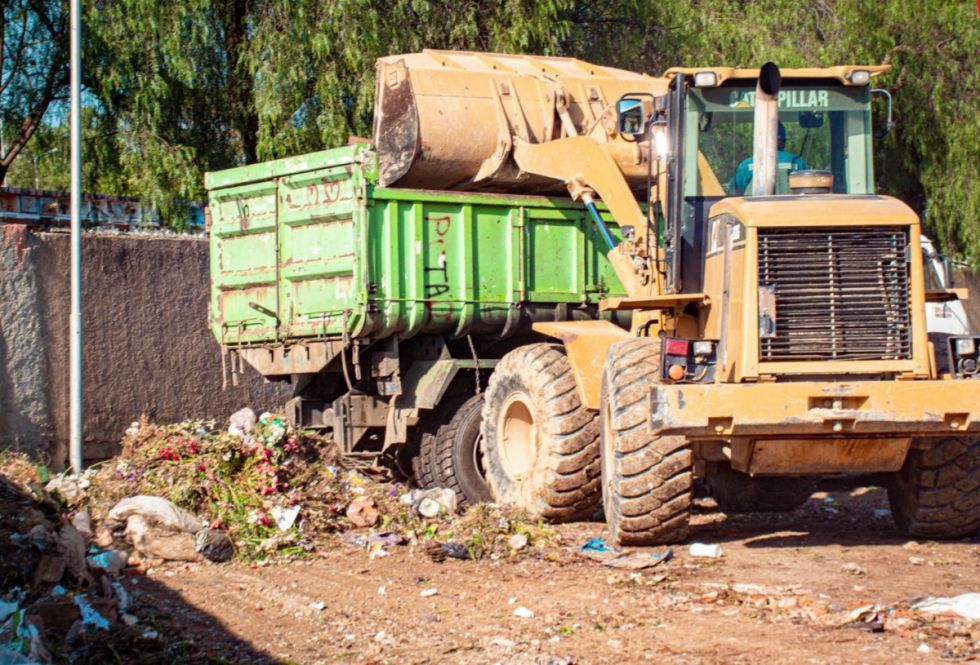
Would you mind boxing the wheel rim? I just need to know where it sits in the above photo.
[497,393,537,478]
[472,432,488,479]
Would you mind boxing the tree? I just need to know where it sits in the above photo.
[0,0,68,185]
[17,0,979,262]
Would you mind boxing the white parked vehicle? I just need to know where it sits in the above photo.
[921,235,970,336]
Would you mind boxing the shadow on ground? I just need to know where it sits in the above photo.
[0,471,281,664]
[690,474,979,549]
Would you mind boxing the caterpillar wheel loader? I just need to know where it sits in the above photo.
[375,52,980,543]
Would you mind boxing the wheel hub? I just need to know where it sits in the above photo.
[497,393,537,478]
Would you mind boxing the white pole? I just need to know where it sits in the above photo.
[69,0,83,474]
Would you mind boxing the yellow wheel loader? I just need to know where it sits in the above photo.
[373,51,980,543]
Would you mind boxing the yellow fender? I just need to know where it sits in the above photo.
[533,320,632,410]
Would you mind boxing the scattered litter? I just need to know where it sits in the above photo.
[228,407,257,439]
[507,533,528,550]
[689,543,723,558]
[513,606,535,619]
[71,509,93,540]
[107,496,204,533]
[420,588,438,598]
[367,532,405,547]
[840,562,866,576]
[913,593,980,620]
[576,538,673,570]
[45,474,89,502]
[401,488,458,516]
[0,601,18,623]
[73,594,111,630]
[917,643,931,654]
[424,541,471,562]
[86,549,128,572]
[58,523,90,583]
[124,515,201,562]
[838,603,879,626]
[272,505,301,531]
[580,537,613,553]
[346,498,380,528]
[309,601,326,611]
[195,528,234,563]
[873,508,891,518]
[0,646,36,664]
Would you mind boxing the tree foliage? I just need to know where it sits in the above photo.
[2,0,979,258]
[0,0,68,184]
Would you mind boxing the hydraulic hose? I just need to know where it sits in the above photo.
[582,195,617,251]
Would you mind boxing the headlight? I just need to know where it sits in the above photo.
[955,338,976,356]
[693,341,715,356]
[849,69,870,86]
[949,336,980,378]
[693,71,718,87]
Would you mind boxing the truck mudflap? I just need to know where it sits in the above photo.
[653,380,980,439]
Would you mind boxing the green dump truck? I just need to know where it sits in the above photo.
[206,143,629,504]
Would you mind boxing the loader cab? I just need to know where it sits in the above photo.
[662,68,880,294]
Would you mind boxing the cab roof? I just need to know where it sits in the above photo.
[663,65,890,86]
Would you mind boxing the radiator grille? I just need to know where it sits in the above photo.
[758,226,911,362]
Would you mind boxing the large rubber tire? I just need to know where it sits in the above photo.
[413,429,439,490]
[432,394,493,506]
[705,463,818,513]
[412,395,468,490]
[482,344,601,521]
[887,436,980,539]
[601,338,692,545]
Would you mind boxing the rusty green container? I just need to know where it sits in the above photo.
[206,144,626,350]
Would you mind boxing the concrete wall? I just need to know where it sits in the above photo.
[0,226,291,468]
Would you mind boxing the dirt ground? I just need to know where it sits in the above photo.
[121,478,979,665]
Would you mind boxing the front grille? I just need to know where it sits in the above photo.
[758,226,911,362]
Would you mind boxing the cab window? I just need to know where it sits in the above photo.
[684,83,873,197]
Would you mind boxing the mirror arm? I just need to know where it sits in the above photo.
[871,88,893,138]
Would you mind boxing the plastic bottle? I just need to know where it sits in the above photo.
[688,543,723,558]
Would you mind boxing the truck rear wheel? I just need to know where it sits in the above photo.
[705,463,818,513]
[601,338,692,545]
[482,344,601,521]
[432,394,493,506]
[413,395,468,490]
[887,436,980,539]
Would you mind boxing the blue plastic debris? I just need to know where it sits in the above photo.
[580,537,613,552]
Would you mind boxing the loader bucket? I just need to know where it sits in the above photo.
[372,50,668,192]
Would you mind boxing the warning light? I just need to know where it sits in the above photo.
[664,338,690,356]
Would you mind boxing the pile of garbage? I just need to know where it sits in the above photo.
[0,454,210,663]
[72,411,558,564]
[0,409,561,661]
[81,411,347,561]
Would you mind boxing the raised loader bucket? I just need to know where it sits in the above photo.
[373,50,668,192]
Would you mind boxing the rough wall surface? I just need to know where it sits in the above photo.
[0,226,53,452]
[0,229,291,467]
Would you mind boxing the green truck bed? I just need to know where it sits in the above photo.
[206,144,626,349]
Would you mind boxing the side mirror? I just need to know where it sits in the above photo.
[799,111,824,129]
[616,98,647,137]
[943,257,955,288]
[871,88,893,139]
